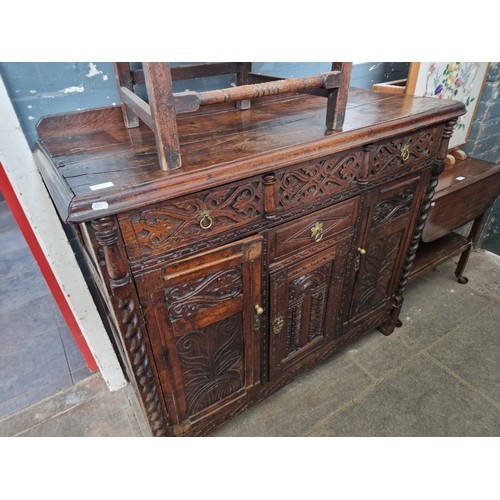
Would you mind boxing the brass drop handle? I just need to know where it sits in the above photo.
[255,305,264,315]
[358,248,366,255]
[400,144,410,163]
[311,221,324,242]
[199,209,213,230]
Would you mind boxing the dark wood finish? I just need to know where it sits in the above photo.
[134,235,262,435]
[34,84,465,436]
[326,62,352,130]
[422,158,500,242]
[111,62,352,171]
[269,235,352,379]
[410,157,500,282]
[143,63,182,171]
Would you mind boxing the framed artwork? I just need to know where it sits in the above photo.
[406,62,489,149]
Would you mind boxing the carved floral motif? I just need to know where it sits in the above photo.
[176,315,244,415]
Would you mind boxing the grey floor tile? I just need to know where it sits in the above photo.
[58,323,89,374]
[17,381,143,437]
[428,298,500,405]
[0,327,72,418]
[343,328,413,380]
[459,250,500,298]
[213,352,372,437]
[309,354,500,437]
[0,201,19,234]
[0,268,51,313]
[0,294,60,352]
[398,268,490,352]
[0,246,39,280]
[0,225,28,254]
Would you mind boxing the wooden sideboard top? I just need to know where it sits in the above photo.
[34,88,465,222]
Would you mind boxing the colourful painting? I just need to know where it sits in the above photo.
[410,62,489,149]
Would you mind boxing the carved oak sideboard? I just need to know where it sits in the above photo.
[34,86,464,436]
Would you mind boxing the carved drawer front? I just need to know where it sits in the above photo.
[369,125,442,178]
[274,149,363,213]
[137,235,262,430]
[269,237,352,380]
[267,195,360,266]
[118,177,264,262]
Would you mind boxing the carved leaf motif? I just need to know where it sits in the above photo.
[176,315,244,415]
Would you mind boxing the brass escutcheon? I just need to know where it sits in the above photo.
[400,144,410,163]
[311,221,324,242]
[273,316,285,335]
[199,209,213,230]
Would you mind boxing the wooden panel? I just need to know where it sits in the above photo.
[34,91,465,223]
[267,195,359,264]
[348,175,424,321]
[269,237,352,379]
[422,160,500,242]
[138,235,262,428]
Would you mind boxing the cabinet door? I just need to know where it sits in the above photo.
[140,235,262,428]
[348,175,424,321]
[269,237,352,379]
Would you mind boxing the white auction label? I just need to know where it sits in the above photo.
[90,181,114,191]
[92,201,109,210]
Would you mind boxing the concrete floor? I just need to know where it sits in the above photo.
[0,249,499,437]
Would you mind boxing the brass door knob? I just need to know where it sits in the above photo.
[358,248,367,255]
[255,305,264,315]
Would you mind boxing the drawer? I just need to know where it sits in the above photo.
[274,148,363,213]
[369,125,442,178]
[118,177,265,261]
[267,195,360,265]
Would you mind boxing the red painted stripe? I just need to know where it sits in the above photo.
[0,162,98,372]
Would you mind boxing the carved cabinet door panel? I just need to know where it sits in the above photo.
[138,235,262,430]
[348,174,426,322]
[268,237,352,380]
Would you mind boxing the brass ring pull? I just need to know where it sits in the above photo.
[400,144,410,163]
[311,221,324,242]
[199,209,213,230]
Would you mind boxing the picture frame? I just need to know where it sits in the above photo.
[405,62,490,150]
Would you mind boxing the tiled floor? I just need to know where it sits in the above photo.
[0,198,91,418]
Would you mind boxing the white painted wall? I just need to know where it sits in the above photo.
[0,75,126,391]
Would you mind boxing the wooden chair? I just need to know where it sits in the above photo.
[113,62,353,171]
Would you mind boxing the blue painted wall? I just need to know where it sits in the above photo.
[0,62,409,148]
